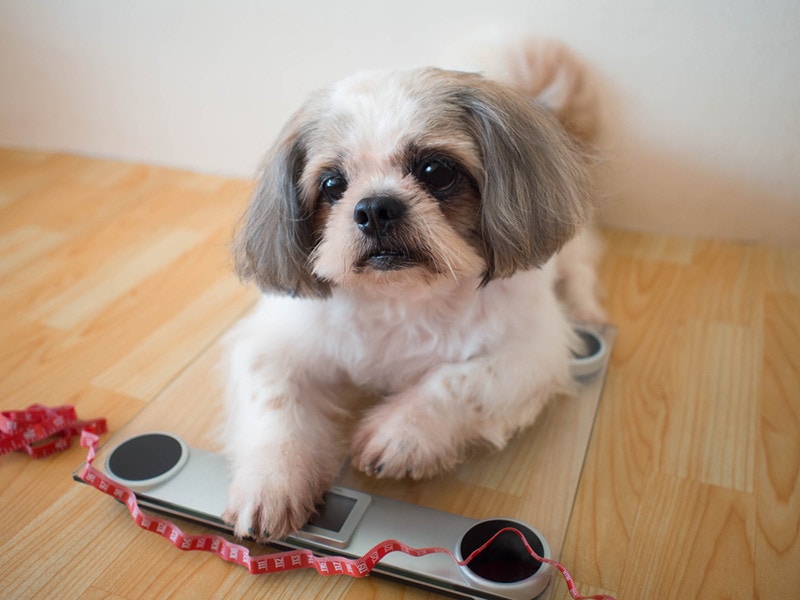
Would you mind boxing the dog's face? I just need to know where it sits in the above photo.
[235,68,591,296]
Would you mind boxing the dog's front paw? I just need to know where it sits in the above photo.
[351,401,463,480]
[223,468,322,541]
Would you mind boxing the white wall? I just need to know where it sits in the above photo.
[1,0,798,244]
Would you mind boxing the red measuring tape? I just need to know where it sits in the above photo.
[0,404,106,458]
[3,405,614,600]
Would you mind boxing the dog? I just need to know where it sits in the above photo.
[221,38,604,541]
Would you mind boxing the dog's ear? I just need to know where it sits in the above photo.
[456,76,593,282]
[233,111,330,298]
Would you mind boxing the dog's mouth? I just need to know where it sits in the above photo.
[355,243,435,272]
[361,249,415,271]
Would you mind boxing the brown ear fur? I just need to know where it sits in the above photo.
[447,73,593,282]
[233,113,330,298]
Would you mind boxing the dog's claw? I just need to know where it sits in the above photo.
[362,462,383,476]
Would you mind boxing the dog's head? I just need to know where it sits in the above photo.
[235,68,591,297]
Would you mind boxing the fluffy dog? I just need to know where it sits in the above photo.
[221,39,604,540]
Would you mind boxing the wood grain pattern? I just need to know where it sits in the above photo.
[1,149,798,600]
[556,229,800,600]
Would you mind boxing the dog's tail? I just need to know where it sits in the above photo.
[498,38,598,142]
[450,35,598,142]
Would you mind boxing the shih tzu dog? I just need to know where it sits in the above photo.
[221,38,604,541]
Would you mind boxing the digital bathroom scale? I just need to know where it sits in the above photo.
[75,323,615,600]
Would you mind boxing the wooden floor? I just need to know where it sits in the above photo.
[1,149,798,599]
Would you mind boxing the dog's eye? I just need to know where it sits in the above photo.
[321,175,347,204]
[417,159,458,193]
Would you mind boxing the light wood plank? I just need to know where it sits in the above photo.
[0,225,65,277]
[619,474,754,600]
[92,276,256,401]
[39,227,206,329]
[661,320,759,492]
[755,292,800,599]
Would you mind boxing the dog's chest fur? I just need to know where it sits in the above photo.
[334,292,485,393]
[315,266,555,395]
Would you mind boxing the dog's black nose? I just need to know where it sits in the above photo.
[353,196,406,237]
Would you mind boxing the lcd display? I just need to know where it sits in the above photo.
[306,492,357,533]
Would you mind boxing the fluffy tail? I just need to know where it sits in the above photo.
[496,38,598,141]
[449,35,598,142]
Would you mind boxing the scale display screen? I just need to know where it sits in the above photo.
[307,492,358,533]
